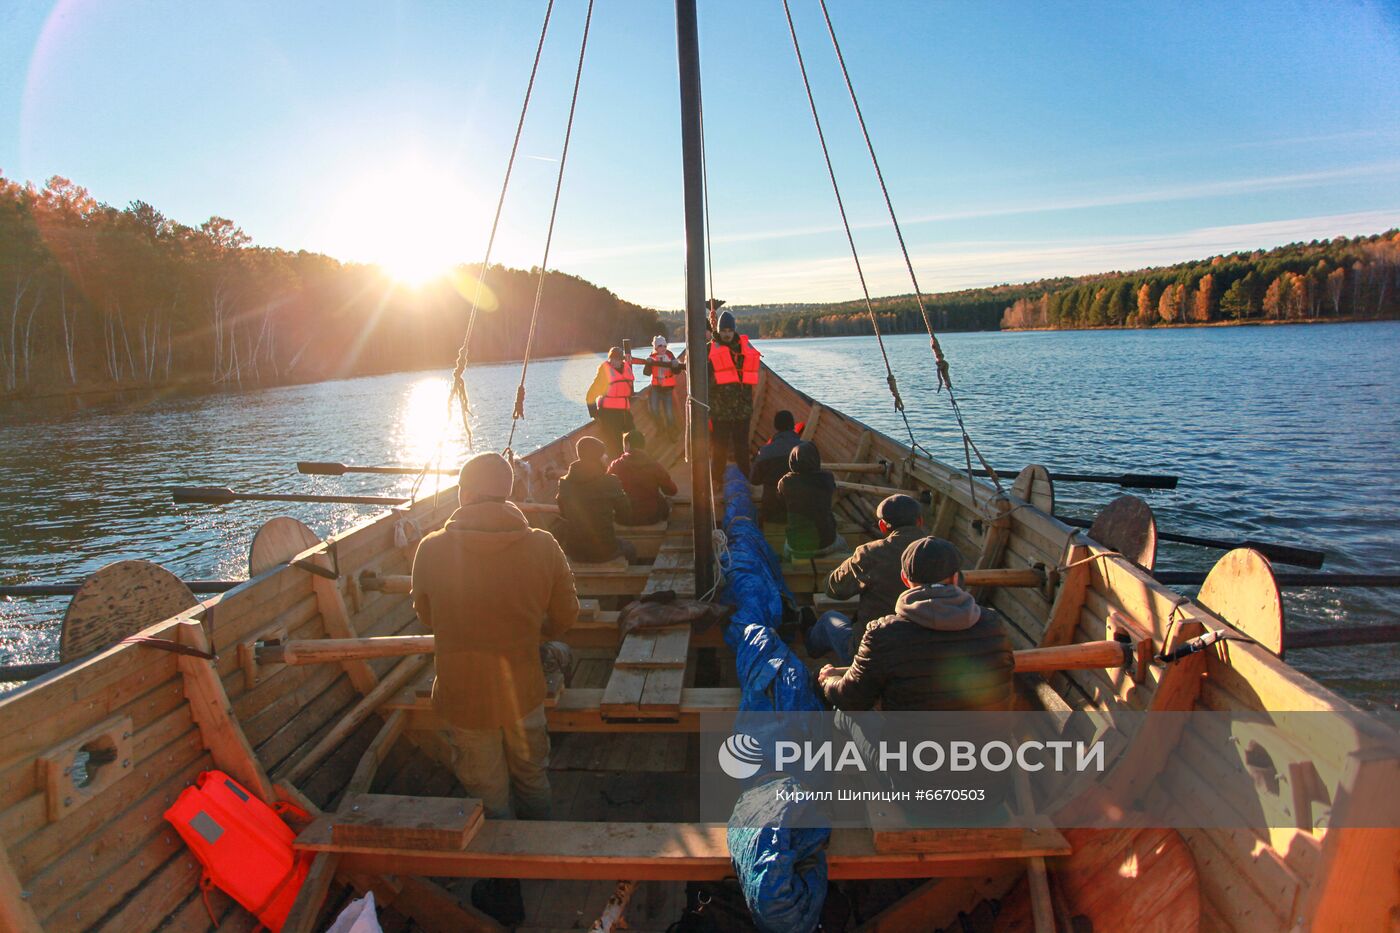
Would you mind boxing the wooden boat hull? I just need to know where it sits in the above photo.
[1,363,1396,931]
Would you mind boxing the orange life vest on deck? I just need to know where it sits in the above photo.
[165,770,311,931]
[709,335,760,386]
[649,350,678,387]
[598,362,634,410]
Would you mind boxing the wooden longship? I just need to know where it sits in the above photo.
[1,363,1397,932]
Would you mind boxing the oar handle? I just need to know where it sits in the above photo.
[172,485,238,504]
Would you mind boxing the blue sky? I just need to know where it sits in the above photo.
[2,0,1398,307]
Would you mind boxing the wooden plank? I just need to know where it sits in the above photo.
[969,495,1014,602]
[0,843,41,933]
[389,876,506,933]
[283,851,341,933]
[614,627,690,669]
[344,709,406,797]
[174,620,277,802]
[297,820,1070,880]
[639,666,686,714]
[599,668,648,718]
[332,794,484,850]
[282,656,427,785]
[1295,749,1400,930]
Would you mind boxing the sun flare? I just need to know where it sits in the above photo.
[336,156,478,286]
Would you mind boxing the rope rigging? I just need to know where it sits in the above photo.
[779,0,918,454]
[505,0,596,454]
[446,0,557,453]
[786,0,1008,508]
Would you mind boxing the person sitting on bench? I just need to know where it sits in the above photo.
[555,435,636,563]
[607,431,677,526]
[816,536,1014,712]
[777,440,846,560]
[806,493,926,664]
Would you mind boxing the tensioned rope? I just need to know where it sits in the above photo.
[408,0,555,504]
[813,0,1007,504]
[446,0,556,452]
[505,0,596,454]
[779,0,921,454]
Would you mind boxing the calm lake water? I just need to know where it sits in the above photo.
[2,323,1397,706]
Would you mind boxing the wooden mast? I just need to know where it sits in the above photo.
[676,0,714,597]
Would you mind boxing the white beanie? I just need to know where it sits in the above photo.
[653,335,667,348]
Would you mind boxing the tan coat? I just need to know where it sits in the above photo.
[411,501,578,730]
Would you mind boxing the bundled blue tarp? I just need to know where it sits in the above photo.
[727,777,830,933]
[717,466,830,933]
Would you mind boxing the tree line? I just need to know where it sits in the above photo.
[1000,232,1399,330]
[0,174,666,397]
[742,284,1051,339]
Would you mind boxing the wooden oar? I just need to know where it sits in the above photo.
[1060,515,1325,569]
[1286,624,1400,650]
[0,580,241,597]
[971,468,1178,490]
[172,486,409,506]
[171,485,561,514]
[297,461,456,477]
[1153,571,1400,588]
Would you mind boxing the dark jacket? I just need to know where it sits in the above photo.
[412,501,578,729]
[777,441,837,556]
[820,584,1014,712]
[608,450,677,526]
[749,429,802,522]
[555,458,631,562]
[826,526,927,630]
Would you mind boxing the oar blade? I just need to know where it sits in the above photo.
[297,461,347,475]
[1117,473,1178,490]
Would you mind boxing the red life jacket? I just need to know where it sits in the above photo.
[598,362,633,410]
[649,350,677,387]
[709,334,760,386]
[165,770,311,931]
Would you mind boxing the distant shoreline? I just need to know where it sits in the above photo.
[0,350,606,412]
[999,314,1393,334]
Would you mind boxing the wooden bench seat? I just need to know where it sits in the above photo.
[293,818,1070,881]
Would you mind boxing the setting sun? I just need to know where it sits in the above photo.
[332,155,478,286]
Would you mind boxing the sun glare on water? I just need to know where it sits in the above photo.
[335,157,478,287]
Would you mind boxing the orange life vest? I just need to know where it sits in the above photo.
[598,362,633,410]
[649,350,677,387]
[709,334,760,386]
[165,770,311,931]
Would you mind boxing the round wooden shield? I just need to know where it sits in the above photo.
[1088,495,1158,569]
[1196,547,1285,657]
[60,560,198,662]
[1011,464,1054,514]
[248,516,323,577]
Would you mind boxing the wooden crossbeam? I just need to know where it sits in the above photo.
[294,820,1071,881]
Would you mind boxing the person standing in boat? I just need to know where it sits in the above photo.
[816,537,1014,711]
[777,440,846,560]
[707,308,760,491]
[805,494,926,663]
[585,346,635,459]
[555,435,636,563]
[410,451,579,821]
[643,335,682,437]
[749,409,802,523]
[608,431,678,526]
